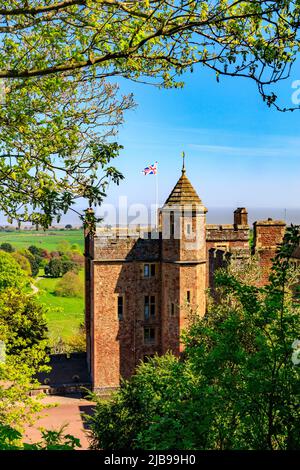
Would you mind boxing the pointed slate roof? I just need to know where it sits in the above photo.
[164,167,202,207]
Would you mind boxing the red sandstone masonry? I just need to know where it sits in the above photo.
[85,171,288,393]
[253,219,286,285]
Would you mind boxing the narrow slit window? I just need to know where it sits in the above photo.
[170,302,175,316]
[187,290,191,303]
[118,296,124,320]
[170,212,175,237]
[150,296,156,317]
[150,264,156,277]
[144,296,150,320]
[144,264,150,277]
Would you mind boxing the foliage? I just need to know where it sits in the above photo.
[57,240,72,254]
[0,288,48,356]
[0,71,133,229]
[15,248,41,277]
[29,255,41,278]
[12,251,32,276]
[0,250,27,291]
[45,256,79,278]
[45,258,63,278]
[0,2,298,228]
[0,288,49,428]
[69,252,84,267]
[0,1,299,111]
[54,272,83,298]
[50,324,86,354]
[28,245,45,258]
[89,225,300,450]
[0,423,81,450]
[62,259,79,276]
[70,243,81,253]
[89,354,183,451]
[66,323,86,353]
[0,242,14,253]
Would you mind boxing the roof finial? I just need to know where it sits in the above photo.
[181,151,186,175]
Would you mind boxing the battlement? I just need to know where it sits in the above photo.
[253,219,286,250]
[95,225,155,239]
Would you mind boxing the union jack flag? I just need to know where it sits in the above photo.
[142,161,158,175]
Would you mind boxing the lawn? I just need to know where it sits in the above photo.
[0,229,84,252]
[36,270,84,341]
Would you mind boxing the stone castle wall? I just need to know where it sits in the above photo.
[85,209,288,392]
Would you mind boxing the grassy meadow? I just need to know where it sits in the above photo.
[0,229,84,252]
[1,229,85,341]
[37,270,84,341]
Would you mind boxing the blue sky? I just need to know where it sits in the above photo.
[96,65,300,225]
[3,63,299,227]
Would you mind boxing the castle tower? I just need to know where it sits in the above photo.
[160,162,207,355]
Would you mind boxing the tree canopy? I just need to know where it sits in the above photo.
[0,250,27,291]
[0,1,299,106]
[0,1,299,227]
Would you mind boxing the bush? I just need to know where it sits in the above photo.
[28,245,44,257]
[0,288,49,427]
[70,252,84,267]
[57,240,71,253]
[19,248,41,277]
[45,258,62,277]
[0,251,27,291]
[49,324,86,354]
[0,243,14,253]
[12,252,32,276]
[70,243,80,252]
[54,272,83,297]
[29,255,41,277]
[0,423,81,450]
[62,259,79,275]
[0,288,48,356]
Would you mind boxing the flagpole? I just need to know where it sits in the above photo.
[155,163,158,230]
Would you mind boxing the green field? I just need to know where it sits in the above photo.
[0,229,84,252]
[0,228,85,341]
[36,270,84,340]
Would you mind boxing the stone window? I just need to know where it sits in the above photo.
[117,295,124,321]
[144,295,155,320]
[170,211,175,237]
[143,263,156,278]
[144,327,155,344]
[144,264,150,277]
[187,290,191,303]
[186,223,191,235]
[170,302,175,316]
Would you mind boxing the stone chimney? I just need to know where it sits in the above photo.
[234,207,248,226]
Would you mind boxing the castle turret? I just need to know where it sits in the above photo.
[160,161,207,354]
